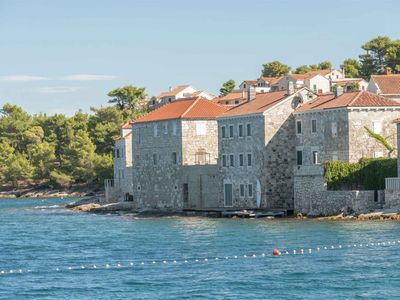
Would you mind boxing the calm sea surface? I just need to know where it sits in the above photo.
[1,198,400,299]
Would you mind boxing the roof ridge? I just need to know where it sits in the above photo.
[347,91,363,106]
[181,98,201,118]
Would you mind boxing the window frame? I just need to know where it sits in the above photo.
[248,184,253,198]
[311,119,317,133]
[246,123,252,137]
[247,153,252,167]
[296,120,302,135]
[229,154,234,167]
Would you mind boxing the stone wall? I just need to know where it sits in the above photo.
[294,167,383,216]
[385,189,400,208]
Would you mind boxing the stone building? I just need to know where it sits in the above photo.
[217,87,317,210]
[105,122,133,202]
[132,97,228,210]
[293,89,400,215]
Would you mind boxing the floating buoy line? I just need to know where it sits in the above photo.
[1,239,399,276]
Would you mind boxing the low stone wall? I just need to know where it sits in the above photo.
[294,168,383,216]
[384,190,400,208]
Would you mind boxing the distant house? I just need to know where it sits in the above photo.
[217,86,317,210]
[239,77,281,94]
[275,72,331,94]
[212,90,248,107]
[368,73,400,102]
[238,80,257,91]
[149,85,214,109]
[331,78,368,91]
[132,97,228,209]
[105,122,133,203]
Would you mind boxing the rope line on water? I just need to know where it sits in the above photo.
[1,239,399,276]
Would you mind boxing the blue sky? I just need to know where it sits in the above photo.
[0,0,399,115]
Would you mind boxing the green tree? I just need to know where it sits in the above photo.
[219,80,236,96]
[27,141,56,179]
[0,141,14,183]
[3,153,34,187]
[359,36,393,79]
[309,64,319,71]
[341,58,360,78]
[318,61,332,70]
[261,61,291,77]
[108,85,147,112]
[294,65,310,74]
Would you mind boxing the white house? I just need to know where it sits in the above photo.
[275,72,331,94]
[331,78,368,91]
[368,73,400,102]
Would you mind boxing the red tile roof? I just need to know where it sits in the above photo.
[393,118,400,123]
[295,91,400,112]
[291,69,335,80]
[213,91,246,102]
[260,76,282,85]
[121,122,132,129]
[134,98,228,123]
[242,80,257,85]
[371,74,400,94]
[220,90,289,117]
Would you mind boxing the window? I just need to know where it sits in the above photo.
[153,123,158,137]
[229,125,234,138]
[221,126,226,138]
[297,150,303,165]
[222,155,227,167]
[235,100,239,104]
[296,121,302,134]
[196,121,207,135]
[172,152,177,164]
[372,121,382,134]
[243,84,246,88]
[240,184,245,197]
[164,122,168,134]
[168,97,172,102]
[247,153,252,166]
[239,154,244,166]
[238,124,244,137]
[312,151,319,165]
[116,149,120,158]
[229,154,234,167]
[311,119,317,133]
[248,184,253,198]
[153,153,157,165]
[246,123,251,136]
[225,101,229,105]
[331,122,337,137]
[173,122,177,136]
[313,84,317,91]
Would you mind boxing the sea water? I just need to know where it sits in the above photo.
[1,198,400,299]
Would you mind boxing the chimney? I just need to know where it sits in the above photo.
[247,86,256,101]
[169,86,173,92]
[335,86,344,97]
[287,81,295,95]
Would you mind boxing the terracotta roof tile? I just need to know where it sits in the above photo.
[260,76,282,85]
[134,98,228,123]
[213,91,246,103]
[371,74,400,94]
[295,91,400,112]
[220,90,289,117]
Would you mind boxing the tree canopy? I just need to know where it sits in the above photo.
[219,80,236,96]
[261,61,291,77]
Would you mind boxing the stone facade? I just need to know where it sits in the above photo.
[132,119,220,209]
[218,89,315,210]
[294,167,383,216]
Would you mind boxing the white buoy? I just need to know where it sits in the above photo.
[19,269,22,273]
[163,261,167,264]
[204,258,208,261]
[68,267,72,270]
[252,254,256,258]
[234,256,238,259]
[244,255,247,258]
[185,260,188,263]
[215,258,219,260]
[173,260,177,264]
[130,262,134,266]
[261,253,265,257]
[93,265,97,269]
[141,262,144,265]
[152,261,156,264]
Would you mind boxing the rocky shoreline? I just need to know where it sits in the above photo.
[0,187,103,199]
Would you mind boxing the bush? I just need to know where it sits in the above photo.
[324,158,397,190]
[49,170,73,189]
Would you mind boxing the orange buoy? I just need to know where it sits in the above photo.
[272,249,281,256]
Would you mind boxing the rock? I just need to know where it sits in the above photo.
[70,203,102,212]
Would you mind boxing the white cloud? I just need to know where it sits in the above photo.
[60,74,117,81]
[0,75,49,82]
[34,86,81,94]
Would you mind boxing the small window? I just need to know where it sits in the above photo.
[331,122,337,137]
[196,121,207,136]
[222,155,227,167]
[247,153,252,166]
[229,154,234,167]
[238,124,244,137]
[243,84,246,88]
[311,119,317,133]
[235,100,239,104]
[172,152,177,164]
[297,150,303,165]
[248,184,253,198]
[153,153,157,165]
[296,121,302,134]
[225,101,229,105]
[116,149,120,158]
[153,123,158,137]
[221,126,226,139]
[240,184,245,197]
[229,125,234,138]
[372,121,382,134]
[313,84,317,91]
[239,154,244,166]
[312,151,319,165]
[246,124,251,136]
